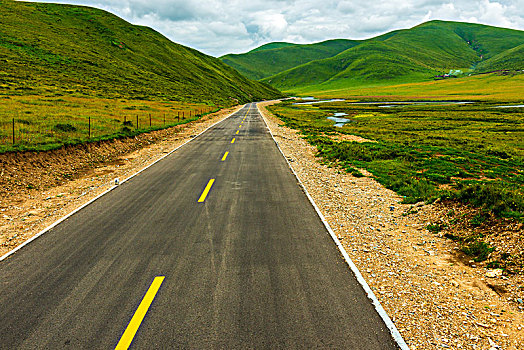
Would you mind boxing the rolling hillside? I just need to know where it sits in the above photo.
[220,39,361,80]
[0,1,281,105]
[222,20,524,93]
[475,43,524,72]
[247,42,295,53]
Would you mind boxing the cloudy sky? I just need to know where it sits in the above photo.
[32,0,524,56]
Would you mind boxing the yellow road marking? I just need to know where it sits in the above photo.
[115,276,165,350]
[239,125,241,128]
[198,179,215,202]
[235,130,239,135]
[231,138,236,144]
[221,151,229,161]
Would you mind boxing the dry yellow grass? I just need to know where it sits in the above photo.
[0,95,212,151]
[304,73,524,102]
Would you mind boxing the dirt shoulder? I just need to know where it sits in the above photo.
[258,101,524,350]
[0,105,241,257]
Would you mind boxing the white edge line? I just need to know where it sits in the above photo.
[0,105,245,262]
[256,102,410,350]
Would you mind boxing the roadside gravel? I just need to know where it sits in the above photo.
[259,101,524,350]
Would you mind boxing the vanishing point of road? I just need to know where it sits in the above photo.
[0,103,401,349]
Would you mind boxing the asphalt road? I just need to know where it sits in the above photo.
[0,103,399,349]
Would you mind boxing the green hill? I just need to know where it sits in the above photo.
[248,42,295,53]
[475,43,524,72]
[220,39,361,80]
[0,1,281,105]
[225,20,524,93]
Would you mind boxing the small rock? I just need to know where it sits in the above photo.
[485,269,503,278]
[488,337,499,348]
[516,298,523,304]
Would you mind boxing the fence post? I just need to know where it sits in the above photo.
[12,118,15,145]
[136,115,139,129]
[88,117,91,139]
[149,113,151,127]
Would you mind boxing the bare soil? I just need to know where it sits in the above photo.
[259,101,524,350]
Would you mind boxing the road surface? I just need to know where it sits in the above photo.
[0,103,399,349]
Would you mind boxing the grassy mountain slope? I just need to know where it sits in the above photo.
[257,21,524,92]
[476,43,524,72]
[220,39,361,80]
[0,1,281,105]
[248,42,295,53]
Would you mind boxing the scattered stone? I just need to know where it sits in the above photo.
[486,269,503,278]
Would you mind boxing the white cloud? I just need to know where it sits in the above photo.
[30,0,524,56]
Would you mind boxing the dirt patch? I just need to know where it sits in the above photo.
[259,101,524,350]
[321,132,375,143]
[0,105,241,256]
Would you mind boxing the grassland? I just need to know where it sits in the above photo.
[267,100,524,220]
[296,71,524,102]
[0,95,215,152]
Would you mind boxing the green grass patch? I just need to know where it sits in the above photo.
[462,240,494,262]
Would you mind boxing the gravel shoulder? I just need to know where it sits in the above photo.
[0,106,241,257]
[258,101,524,350]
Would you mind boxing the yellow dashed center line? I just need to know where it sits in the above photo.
[221,151,229,161]
[231,138,236,144]
[235,130,239,135]
[115,276,165,350]
[238,125,241,128]
[198,179,215,202]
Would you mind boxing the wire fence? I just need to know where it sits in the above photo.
[0,107,217,152]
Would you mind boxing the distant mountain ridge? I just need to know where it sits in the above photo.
[220,39,362,80]
[220,20,524,92]
[0,1,281,105]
